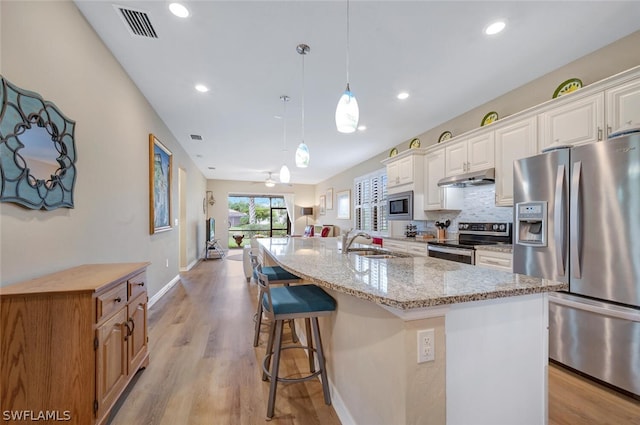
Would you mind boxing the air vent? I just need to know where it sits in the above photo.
[115,5,158,38]
[190,134,203,141]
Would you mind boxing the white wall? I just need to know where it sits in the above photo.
[0,0,206,296]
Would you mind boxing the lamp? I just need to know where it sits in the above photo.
[295,44,310,168]
[206,191,215,205]
[335,0,359,133]
[265,172,276,188]
[279,95,291,183]
[300,207,313,225]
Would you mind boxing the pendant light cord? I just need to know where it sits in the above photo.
[301,52,305,142]
[346,0,350,86]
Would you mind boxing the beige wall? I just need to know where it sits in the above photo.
[0,1,207,295]
[206,179,315,249]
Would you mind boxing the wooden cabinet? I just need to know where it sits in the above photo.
[387,155,415,189]
[495,117,538,206]
[444,132,494,177]
[475,249,513,272]
[425,149,463,211]
[606,78,640,135]
[538,93,604,151]
[0,263,150,425]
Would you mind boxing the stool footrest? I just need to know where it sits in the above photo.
[262,344,320,383]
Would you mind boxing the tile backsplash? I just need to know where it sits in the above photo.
[396,185,513,237]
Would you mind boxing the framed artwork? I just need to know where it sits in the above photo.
[149,134,173,234]
[336,190,351,220]
[319,195,326,215]
[326,187,333,210]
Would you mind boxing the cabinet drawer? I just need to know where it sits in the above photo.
[128,271,147,301]
[97,283,127,323]
[406,243,428,256]
[476,250,513,272]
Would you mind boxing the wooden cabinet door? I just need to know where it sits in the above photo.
[128,292,148,373]
[467,132,495,171]
[425,150,445,210]
[539,93,604,151]
[495,117,538,206]
[444,140,467,176]
[96,308,128,421]
[606,78,640,135]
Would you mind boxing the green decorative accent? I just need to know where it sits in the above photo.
[481,111,499,126]
[553,78,582,99]
[0,75,77,209]
[438,131,452,143]
[409,138,420,149]
[389,147,398,157]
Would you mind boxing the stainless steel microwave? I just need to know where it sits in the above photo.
[387,190,413,221]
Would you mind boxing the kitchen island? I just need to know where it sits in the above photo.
[258,237,566,425]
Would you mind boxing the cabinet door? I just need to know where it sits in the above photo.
[606,78,640,135]
[495,117,538,206]
[539,93,604,151]
[128,292,148,373]
[398,156,414,185]
[425,150,445,210]
[387,161,400,188]
[444,140,467,176]
[467,132,495,171]
[96,308,128,420]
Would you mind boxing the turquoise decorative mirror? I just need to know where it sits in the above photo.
[0,76,77,209]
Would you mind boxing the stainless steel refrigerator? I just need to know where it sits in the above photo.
[513,132,640,397]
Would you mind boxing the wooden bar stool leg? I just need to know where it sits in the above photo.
[305,317,315,373]
[311,317,331,405]
[266,320,285,420]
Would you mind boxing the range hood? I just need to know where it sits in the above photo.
[437,168,495,187]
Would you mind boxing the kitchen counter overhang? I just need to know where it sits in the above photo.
[258,237,565,311]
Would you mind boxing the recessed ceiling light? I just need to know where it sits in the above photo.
[397,92,409,100]
[357,125,367,131]
[169,3,189,18]
[195,84,209,93]
[485,21,506,35]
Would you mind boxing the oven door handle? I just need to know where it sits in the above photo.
[427,245,473,257]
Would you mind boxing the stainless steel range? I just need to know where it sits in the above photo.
[427,222,512,265]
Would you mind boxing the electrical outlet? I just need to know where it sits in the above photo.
[417,329,435,363]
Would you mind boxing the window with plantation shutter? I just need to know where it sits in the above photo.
[354,169,388,234]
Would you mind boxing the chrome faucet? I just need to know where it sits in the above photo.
[342,229,372,253]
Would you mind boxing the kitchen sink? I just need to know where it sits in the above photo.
[347,248,412,258]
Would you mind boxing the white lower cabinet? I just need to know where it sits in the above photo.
[383,239,428,257]
[475,249,513,272]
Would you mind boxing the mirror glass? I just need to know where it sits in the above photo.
[18,125,60,187]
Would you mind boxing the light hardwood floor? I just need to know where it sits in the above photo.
[108,255,639,425]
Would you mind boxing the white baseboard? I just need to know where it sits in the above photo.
[148,274,180,308]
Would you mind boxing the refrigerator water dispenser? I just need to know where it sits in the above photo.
[515,201,547,246]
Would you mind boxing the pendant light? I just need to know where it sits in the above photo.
[279,95,291,183]
[265,172,276,188]
[335,0,359,133]
[295,44,310,168]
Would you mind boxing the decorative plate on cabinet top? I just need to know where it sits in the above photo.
[389,147,398,157]
[409,138,421,149]
[438,131,452,143]
[552,78,582,98]
[481,111,499,126]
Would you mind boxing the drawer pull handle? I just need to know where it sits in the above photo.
[128,317,135,335]
[123,321,131,340]
[114,297,122,303]
[136,282,145,287]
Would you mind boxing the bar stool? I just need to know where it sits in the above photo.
[249,252,302,347]
[256,271,336,420]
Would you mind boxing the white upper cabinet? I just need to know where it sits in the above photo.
[425,149,445,210]
[387,155,414,189]
[538,93,605,151]
[494,116,538,206]
[606,78,640,135]
[444,132,495,177]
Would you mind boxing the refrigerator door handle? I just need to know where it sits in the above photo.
[549,293,640,323]
[554,164,566,276]
[570,161,582,279]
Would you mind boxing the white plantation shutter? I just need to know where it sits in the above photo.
[354,169,388,233]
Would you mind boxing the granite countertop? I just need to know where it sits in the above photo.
[258,237,565,310]
[474,244,513,254]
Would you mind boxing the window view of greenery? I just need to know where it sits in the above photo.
[227,195,289,248]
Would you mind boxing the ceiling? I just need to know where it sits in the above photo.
[74,1,640,185]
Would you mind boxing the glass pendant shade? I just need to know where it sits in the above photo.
[335,84,359,133]
[279,164,290,183]
[295,142,310,168]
